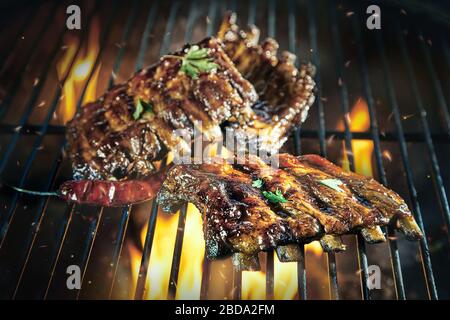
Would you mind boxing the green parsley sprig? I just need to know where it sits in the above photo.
[262,189,288,204]
[133,99,153,120]
[165,45,218,79]
[252,178,288,204]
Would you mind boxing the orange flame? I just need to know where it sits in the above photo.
[144,209,178,300]
[305,240,323,257]
[56,18,101,124]
[242,270,266,300]
[128,242,142,298]
[340,98,374,177]
[274,255,297,300]
[129,204,205,300]
[176,204,205,299]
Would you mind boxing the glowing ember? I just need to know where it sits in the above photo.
[382,150,393,162]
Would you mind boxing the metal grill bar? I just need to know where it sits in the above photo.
[159,0,181,56]
[134,205,158,299]
[375,31,438,299]
[230,0,257,300]
[12,144,65,298]
[289,0,304,300]
[0,1,102,249]
[136,0,180,298]
[134,1,160,72]
[55,0,139,290]
[167,204,187,299]
[329,3,370,300]
[131,4,164,298]
[107,206,131,298]
[76,208,104,300]
[350,8,406,299]
[0,0,447,301]
[41,0,121,298]
[395,22,440,299]
[43,205,75,299]
[107,0,141,89]
[418,31,450,136]
[0,4,36,74]
[167,0,197,299]
[399,26,450,237]
[199,8,212,291]
[247,0,256,26]
[55,10,120,299]
[134,0,184,300]
[206,0,218,37]
[199,259,211,299]
[0,8,71,175]
[0,2,59,120]
[416,35,450,231]
[38,11,112,300]
[99,0,142,299]
[290,0,307,300]
[307,0,340,301]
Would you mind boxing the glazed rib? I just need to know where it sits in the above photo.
[217,13,316,153]
[67,13,318,182]
[156,160,322,266]
[67,38,258,180]
[157,154,422,270]
[296,154,422,240]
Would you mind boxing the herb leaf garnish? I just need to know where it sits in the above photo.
[133,99,153,120]
[262,189,288,204]
[318,178,344,193]
[252,179,264,189]
[180,45,218,79]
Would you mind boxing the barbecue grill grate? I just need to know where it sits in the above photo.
[0,0,449,300]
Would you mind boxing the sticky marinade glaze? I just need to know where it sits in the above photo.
[66,12,317,183]
[156,154,423,271]
[66,37,258,181]
[217,12,316,152]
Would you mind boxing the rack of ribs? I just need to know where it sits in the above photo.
[156,154,423,271]
[218,12,316,153]
[66,37,258,181]
[66,13,317,182]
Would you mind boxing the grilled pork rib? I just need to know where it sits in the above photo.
[218,13,316,153]
[157,154,422,270]
[67,38,257,180]
[67,13,317,182]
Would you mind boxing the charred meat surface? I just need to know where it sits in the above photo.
[157,154,422,270]
[217,13,316,153]
[294,154,422,240]
[156,160,321,261]
[66,38,257,180]
[67,13,318,182]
